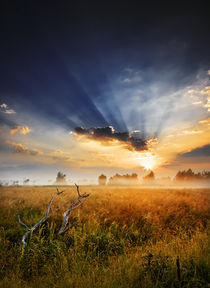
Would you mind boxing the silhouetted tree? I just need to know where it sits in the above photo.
[175,169,210,181]
[56,172,66,183]
[12,180,19,186]
[108,173,139,185]
[23,179,30,185]
[98,174,107,185]
[142,171,155,181]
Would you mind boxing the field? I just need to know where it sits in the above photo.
[0,186,209,288]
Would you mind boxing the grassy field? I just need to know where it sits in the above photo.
[0,186,209,288]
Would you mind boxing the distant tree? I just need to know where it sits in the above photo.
[98,174,107,185]
[143,171,155,181]
[12,180,19,186]
[175,169,210,181]
[56,172,66,183]
[108,173,139,185]
[23,179,30,185]
[202,170,210,179]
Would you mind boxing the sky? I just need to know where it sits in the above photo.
[0,1,210,184]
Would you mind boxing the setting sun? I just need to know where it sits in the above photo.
[136,152,159,170]
[142,160,155,170]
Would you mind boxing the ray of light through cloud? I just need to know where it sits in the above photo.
[0,2,210,183]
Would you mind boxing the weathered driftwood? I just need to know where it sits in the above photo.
[18,187,64,248]
[58,184,89,234]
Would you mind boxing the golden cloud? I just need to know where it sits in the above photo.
[199,117,210,125]
[183,129,203,135]
[5,141,42,155]
[192,101,203,105]
[155,115,210,169]
[200,86,210,96]
[10,126,31,135]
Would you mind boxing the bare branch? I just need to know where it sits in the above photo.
[59,219,79,235]
[18,188,64,248]
[22,231,30,248]
[17,215,30,231]
[75,183,81,197]
[58,185,89,234]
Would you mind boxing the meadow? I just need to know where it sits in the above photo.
[0,186,209,288]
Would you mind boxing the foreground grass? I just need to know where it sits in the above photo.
[0,186,209,287]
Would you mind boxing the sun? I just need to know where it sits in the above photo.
[142,160,154,170]
[136,152,159,170]
[141,157,156,170]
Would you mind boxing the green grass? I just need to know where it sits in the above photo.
[0,186,209,287]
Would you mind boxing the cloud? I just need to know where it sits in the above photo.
[192,101,203,105]
[51,149,65,156]
[183,129,203,135]
[50,150,71,162]
[10,126,31,135]
[184,83,210,112]
[200,86,210,96]
[180,145,210,157]
[122,76,142,83]
[199,86,210,111]
[0,104,7,109]
[74,126,151,151]
[0,103,16,114]
[3,109,16,114]
[204,99,210,111]
[199,117,210,125]
[122,70,142,84]
[5,141,42,155]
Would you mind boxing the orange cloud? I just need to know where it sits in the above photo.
[10,126,31,135]
[5,141,42,155]
[155,116,210,169]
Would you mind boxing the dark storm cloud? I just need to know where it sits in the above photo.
[74,126,147,151]
[180,145,210,157]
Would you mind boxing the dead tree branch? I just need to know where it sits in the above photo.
[58,184,89,234]
[18,188,64,248]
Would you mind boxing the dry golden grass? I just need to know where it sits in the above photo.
[0,186,209,287]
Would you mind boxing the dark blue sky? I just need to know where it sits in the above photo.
[1,1,209,134]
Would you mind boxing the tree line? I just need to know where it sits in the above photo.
[175,169,210,181]
[98,169,210,185]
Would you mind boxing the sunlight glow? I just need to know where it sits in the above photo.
[136,152,159,170]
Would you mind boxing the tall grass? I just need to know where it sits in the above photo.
[0,186,209,287]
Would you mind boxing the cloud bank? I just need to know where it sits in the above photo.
[74,126,150,151]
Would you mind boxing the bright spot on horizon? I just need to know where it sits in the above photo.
[136,152,159,171]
